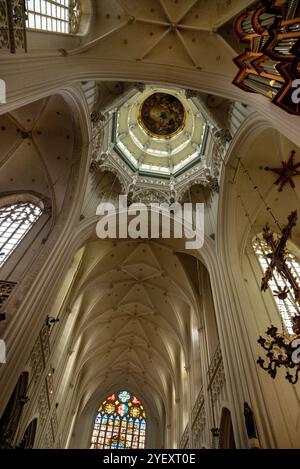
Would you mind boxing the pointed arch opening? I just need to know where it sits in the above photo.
[253,233,300,334]
[90,390,147,449]
[0,199,44,268]
[0,372,29,449]
[219,408,236,449]
[17,418,38,449]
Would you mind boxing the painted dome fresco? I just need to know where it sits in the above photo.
[139,92,185,139]
[114,86,208,177]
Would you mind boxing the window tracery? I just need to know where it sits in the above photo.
[90,390,146,449]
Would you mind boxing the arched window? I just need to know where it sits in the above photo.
[0,202,43,267]
[253,234,300,333]
[26,0,81,34]
[90,390,147,449]
[16,418,37,449]
[0,372,29,449]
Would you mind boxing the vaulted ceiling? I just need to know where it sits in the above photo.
[67,237,203,442]
[81,0,253,77]
[227,127,300,253]
[0,95,76,216]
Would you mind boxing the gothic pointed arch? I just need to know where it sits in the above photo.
[219,408,236,449]
[0,372,29,449]
[0,193,47,268]
[16,418,38,449]
[90,390,147,449]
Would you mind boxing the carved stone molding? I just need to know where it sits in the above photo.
[180,424,189,449]
[207,344,226,402]
[38,383,49,428]
[192,405,206,449]
[132,189,170,205]
[0,0,27,54]
[191,388,205,426]
[42,422,54,449]
[29,336,44,386]
[0,280,16,309]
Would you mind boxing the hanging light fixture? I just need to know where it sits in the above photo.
[257,315,300,384]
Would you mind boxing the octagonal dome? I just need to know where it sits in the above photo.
[113,86,208,177]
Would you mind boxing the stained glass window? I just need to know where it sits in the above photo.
[25,0,81,34]
[90,390,147,449]
[0,202,43,267]
[253,234,300,334]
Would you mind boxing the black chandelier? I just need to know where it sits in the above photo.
[257,315,300,384]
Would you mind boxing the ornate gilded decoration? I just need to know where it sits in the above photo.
[265,150,300,191]
[139,93,185,139]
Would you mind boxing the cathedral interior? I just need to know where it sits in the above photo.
[0,0,300,450]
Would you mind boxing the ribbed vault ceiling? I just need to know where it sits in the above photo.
[84,0,254,75]
[69,238,202,430]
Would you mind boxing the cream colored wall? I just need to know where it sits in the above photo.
[217,118,300,448]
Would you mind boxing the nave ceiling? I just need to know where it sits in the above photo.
[61,236,208,445]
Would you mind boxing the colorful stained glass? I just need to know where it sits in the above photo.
[132,396,141,405]
[130,407,141,418]
[118,390,131,403]
[90,390,146,449]
[117,403,129,417]
[104,403,115,414]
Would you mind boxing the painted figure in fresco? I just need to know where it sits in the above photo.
[140,93,185,137]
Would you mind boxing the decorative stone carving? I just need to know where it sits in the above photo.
[207,343,222,384]
[208,344,226,402]
[191,388,206,449]
[90,111,106,124]
[213,128,232,145]
[191,388,205,425]
[40,324,50,364]
[0,281,16,309]
[192,405,206,449]
[38,383,50,427]
[0,1,27,54]
[29,323,50,389]
[180,424,189,449]
[42,423,54,449]
[0,1,10,51]
[91,119,106,158]
[207,175,220,194]
[132,189,170,205]
[30,336,44,386]
[210,127,233,178]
